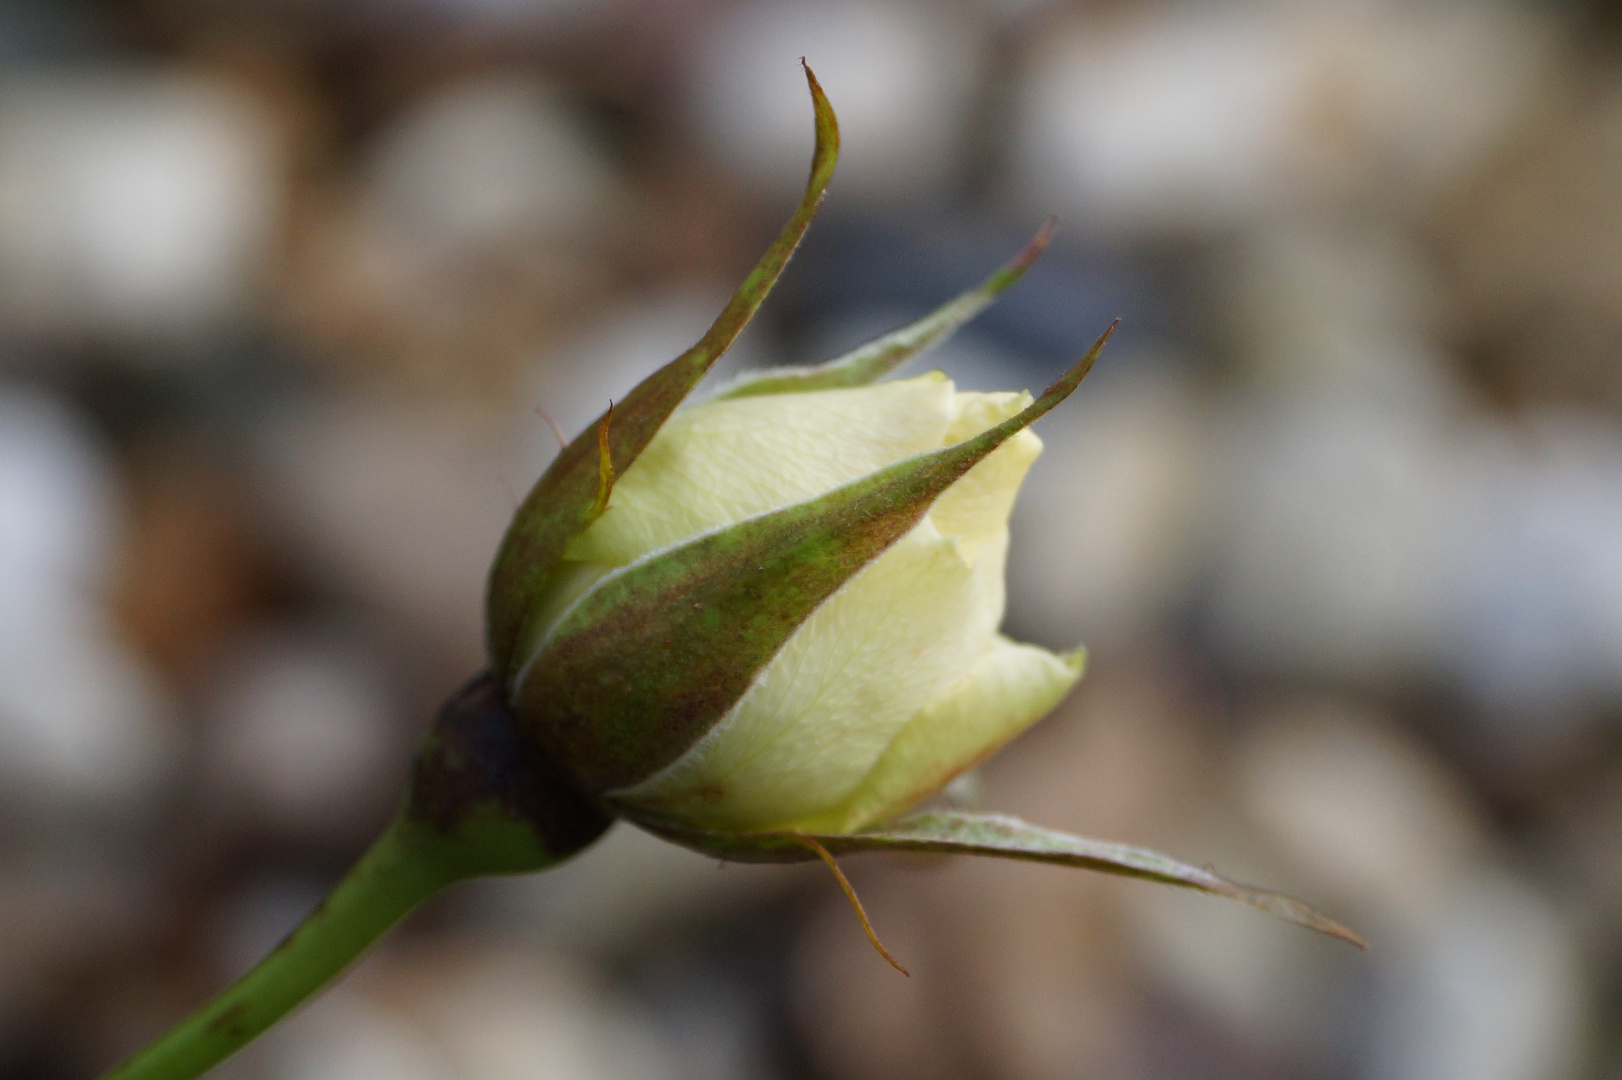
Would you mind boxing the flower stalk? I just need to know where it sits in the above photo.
[102,675,612,1080]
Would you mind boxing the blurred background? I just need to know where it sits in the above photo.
[2,0,1620,1077]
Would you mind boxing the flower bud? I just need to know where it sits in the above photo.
[474,64,1357,947]
[512,372,1085,834]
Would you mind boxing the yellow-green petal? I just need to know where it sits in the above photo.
[610,519,992,831]
[930,391,1041,566]
[567,375,954,567]
[810,635,1085,834]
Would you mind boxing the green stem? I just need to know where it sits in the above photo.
[101,817,459,1080]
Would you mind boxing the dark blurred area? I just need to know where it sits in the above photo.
[3,0,1621,1077]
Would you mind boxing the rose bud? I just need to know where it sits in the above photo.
[510,369,1083,835]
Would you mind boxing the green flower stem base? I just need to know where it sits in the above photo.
[101,818,460,1080]
[99,674,614,1080]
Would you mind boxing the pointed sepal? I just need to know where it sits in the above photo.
[484,63,840,680]
[509,325,1115,795]
[640,809,1365,947]
[713,218,1058,401]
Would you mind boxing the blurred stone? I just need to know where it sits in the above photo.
[1215,224,1446,398]
[1206,375,1482,686]
[1234,701,1587,1080]
[254,397,512,669]
[1367,875,1584,1080]
[1130,835,1355,1067]
[794,853,1143,1080]
[0,66,282,343]
[0,385,178,814]
[1538,763,1622,958]
[683,0,986,204]
[1235,700,1487,935]
[0,855,156,1039]
[1200,224,1491,687]
[475,822,800,957]
[198,627,405,843]
[0,613,178,814]
[248,987,456,1080]
[1010,3,1550,233]
[111,460,268,687]
[0,385,119,631]
[282,71,620,392]
[1301,2,1554,206]
[363,74,616,255]
[362,945,676,1080]
[1432,75,1622,411]
[632,944,785,1080]
[1441,408,1622,772]
[1012,6,1314,233]
[1006,363,1209,652]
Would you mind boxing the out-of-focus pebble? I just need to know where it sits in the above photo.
[1203,223,1483,684]
[1007,364,1209,651]
[1234,703,1584,1080]
[283,70,621,390]
[1236,699,1486,933]
[368,946,676,1080]
[1314,3,1553,203]
[1216,224,1445,397]
[477,822,799,956]
[1367,875,1582,1080]
[684,0,986,203]
[1129,833,1353,1063]
[1447,409,1622,726]
[0,386,119,630]
[362,74,615,255]
[1208,387,1476,684]
[0,615,177,812]
[0,385,177,813]
[1012,7,1313,232]
[1432,78,1622,410]
[0,67,281,343]
[1011,3,1550,233]
[254,399,513,668]
[251,988,457,1080]
[199,629,404,843]
[0,855,156,1037]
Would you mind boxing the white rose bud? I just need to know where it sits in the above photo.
[528,372,1084,835]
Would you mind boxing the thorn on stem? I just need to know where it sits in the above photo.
[793,832,910,977]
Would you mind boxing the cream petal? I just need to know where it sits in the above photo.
[568,374,955,567]
[611,517,996,831]
[931,391,1041,565]
[945,390,1031,443]
[807,635,1084,834]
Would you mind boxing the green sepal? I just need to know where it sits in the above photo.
[639,809,1365,947]
[484,62,840,680]
[509,324,1116,795]
[711,217,1057,401]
